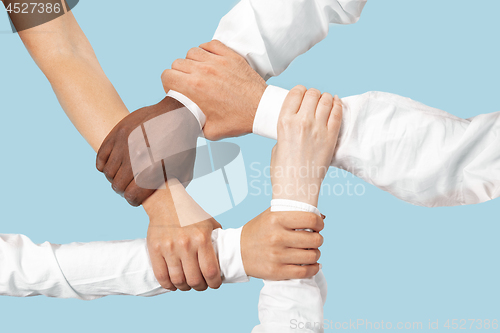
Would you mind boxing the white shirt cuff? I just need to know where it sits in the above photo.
[212,227,249,284]
[166,90,206,129]
[270,199,321,216]
[252,85,290,140]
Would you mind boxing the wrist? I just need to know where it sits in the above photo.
[143,185,180,227]
[271,178,322,207]
[245,83,267,134]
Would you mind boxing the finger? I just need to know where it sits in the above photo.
[102,149,122,183]
[149,251,176,291]
[166,257,191,291]
[280,85,307,117]
[124,180,156,207]
[171,58,198,74]
[315,93,334,125]
[328,95,344,136]
[198,241,222,290]
[276,212,324,232]
[111,164,134,196]
[181,252,208,292]
[96,135,114,172]
[283,229,324,249]
[186,47,215,62]
[280,249,321,265]
[298,88,322,118]
[199,39,232,56]
[283,263,321,280]
[161,69,191,95]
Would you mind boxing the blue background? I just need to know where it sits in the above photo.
[1,0,499,332]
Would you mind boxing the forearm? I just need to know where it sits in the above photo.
[16,11,127,151]
[0,230,247,300]
[213,0,367,80]
[13,10,193,222]
[255,87,500,207]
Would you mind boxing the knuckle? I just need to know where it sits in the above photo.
[202,127,217,141]
[205,64,217,75]
[320,93,333,106]
[210,280,222,290]
[161,69,169,81]
[172,58,183,69]
[292,267,306,279]
[124,191,139,207]
[102,164,113,178]
[269,214,280,227]
[155,272,169,284]
[159,281,174,290]
[269,234,282,247]
[314,214,325,230]
[177,235,191,250]
[291,85,307,95]
[116,124,129,138]
[151,241,163,253]
[210,40,222,47]
[279,115,293,128]
[190,77,202,89]
[194,285,208,292]
[218,57,229,67]
[308,250,320,263]
[299,117,313,130]
[306,88,321,98]
[315,249,322,261]
[333,110,343,122]
[269,249,280,262]
[314,233,324,248]
[307,214,318,228]
[297,267,310,279]
[111,182,125,194]
[187,277,204,289]
[205,266,220,280]
[187,47,198,58]
[164,239,174,252]
[171,277,185,286]
[194,231,207,244]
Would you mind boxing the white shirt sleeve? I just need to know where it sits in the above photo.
[252,199,327,333]
[0,228,248,300]
[167,0,367,127]
[254,86,500,207]
[213,0,367,80]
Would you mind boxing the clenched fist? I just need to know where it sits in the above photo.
[162,40,267,140]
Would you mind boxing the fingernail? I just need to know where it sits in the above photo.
[321,214,326,220]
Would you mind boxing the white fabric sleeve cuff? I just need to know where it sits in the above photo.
[252,85,290,140]
[270,199,321,216]
[212,227,250,284]
[166,90,206,129]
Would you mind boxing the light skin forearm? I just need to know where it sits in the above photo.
[17,10,127,151]
[14,10,181,223]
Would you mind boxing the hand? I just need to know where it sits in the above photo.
[96,97,200,206]
[147,214,223,292]
[161,40,267,140]
[271,86,343,206]
[241,209,324,280]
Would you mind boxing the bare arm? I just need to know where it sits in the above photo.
[15,10,127,150]
[11,7,223,292]
[8,7,325,293]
